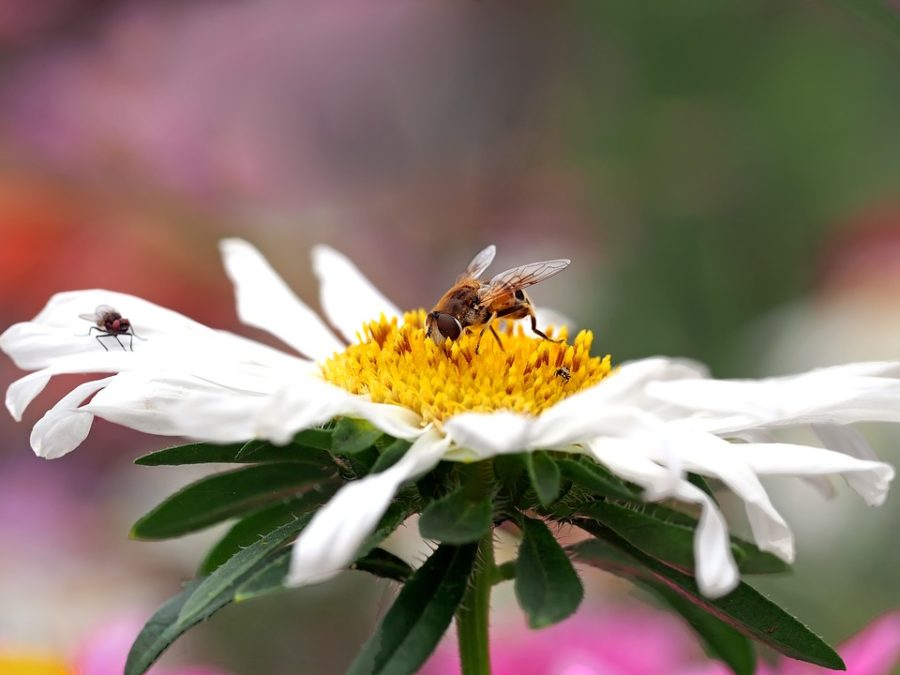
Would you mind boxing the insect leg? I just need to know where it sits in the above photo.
[130,328,148,341]
[127,332,134,351]
[113,334,126,351]
[529,312,563,343]
[95,334,110,351]
[475,313,504,355]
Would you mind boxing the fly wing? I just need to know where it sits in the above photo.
[78,312,99,322]
[463,245,497,280]
[480,259,571,304]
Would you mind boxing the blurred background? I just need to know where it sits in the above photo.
[1,1,899,673]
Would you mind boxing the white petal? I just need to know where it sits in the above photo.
[812,423,880,461]
[30,377,113,459]
[219,239,343,361]
[84,371,271,442]
[0,289,221,371]
[545,357,708,426]
[727,443,895,507]
[286,429,449,586]
[647,365,900,433]
[443,411,536,458]
[644,431,794,562]
[311,245,400,344]
[6,351,140,421]
[256,377,423,445]
[587,439,739,597]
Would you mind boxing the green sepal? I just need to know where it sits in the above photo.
[177,516,311,628]
[557,456,638,501]
[493,454,530,504]
[130,462,335,540]
[525,451,562,507]
[198,489,333,575]
[419,484,493,544]
[332,417,383,455]
[356,495,421,560]
[515,515,584,629]
[416,461,457,502]
[371,438,412,474]
[571,535,844,670]
[688,473,719,502]
[347,543,478,675]
[125,580,233,675]
[134,434,333,466]
[352,548,414,582]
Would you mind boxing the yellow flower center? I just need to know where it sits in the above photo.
[320,310,612,424]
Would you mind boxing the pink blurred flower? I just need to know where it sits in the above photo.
[422,606,707,675]
[72,613,229,675]
[421,607,900,675]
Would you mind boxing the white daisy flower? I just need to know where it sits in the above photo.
[1,239,894,598]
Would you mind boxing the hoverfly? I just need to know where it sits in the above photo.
[425,245,570,354]
[79,305,145,351]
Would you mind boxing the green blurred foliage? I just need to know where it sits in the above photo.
[560,0,900,374]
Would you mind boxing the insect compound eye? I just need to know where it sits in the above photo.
[435,313,462,340]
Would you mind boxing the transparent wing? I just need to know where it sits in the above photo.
[481,259,571,303]
[464,245,497,279]
[488,259,570,290]
[79,304,116,322]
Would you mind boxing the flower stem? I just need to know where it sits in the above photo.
[457,530,495,675]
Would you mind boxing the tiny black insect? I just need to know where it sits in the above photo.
[79,305,146,351]
[555,366,571,383]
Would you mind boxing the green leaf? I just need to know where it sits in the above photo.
[135,436,333,467]
[234,547,413,604]
[557,457,638,501]
[332,417,383,454]
[579,502,789,576]
[125,580,233,675]
[642,577,757,675]
[580,502,695,574]
[515,516,584,628]
[371,438,411,474]
[688,473,718,502]
[419,484,492,544]
[352,548,414,582]
[178,516,311,628]
[525,452,562,507]
[571,535,844,670]
[347,543,478,675]
[198,490,332,574]
[234,550,292,602]
[131,462,335,540]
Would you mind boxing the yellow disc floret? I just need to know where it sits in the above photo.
[320,310,612,425]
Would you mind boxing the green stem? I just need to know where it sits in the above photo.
[456,530,495,675]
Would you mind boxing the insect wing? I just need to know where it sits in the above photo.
[463,244,497,280]
[481,259,571,304]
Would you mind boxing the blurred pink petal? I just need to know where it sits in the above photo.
[422,607,707,675]
[72,613,229,675]
[826,611,900,675]
[422,606,900,675]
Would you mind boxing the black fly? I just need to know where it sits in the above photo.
[79,305,146,351]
